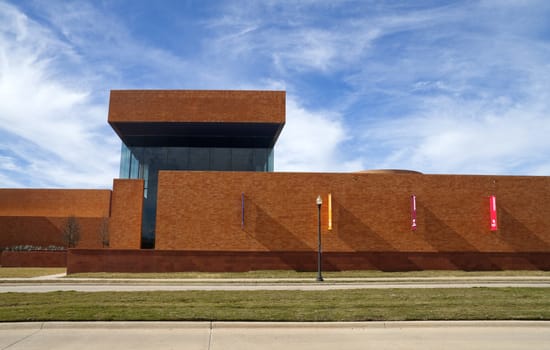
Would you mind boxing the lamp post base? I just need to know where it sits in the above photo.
[316,276,324,282]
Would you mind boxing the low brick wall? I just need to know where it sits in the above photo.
[1,251,67,267]
[66,249,550,274]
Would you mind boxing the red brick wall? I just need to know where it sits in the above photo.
[109,179,143,249]
[0,189,111,250]
[1,251,66,267]
[0,189,111,217]
[108,90,285,124]
[155,172,550,253]
[0,217,110,249]
[66,249,550,273]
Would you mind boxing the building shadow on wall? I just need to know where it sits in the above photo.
[422,207,477,252]
[499,207,550,250]
[1,216,63,249]
[498,207,550,269]
[334,200,421,271]
[422,206,499,270]
[242,197,335,270]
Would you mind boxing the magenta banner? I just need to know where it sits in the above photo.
[411,195,417,231]
[490,195,497,231]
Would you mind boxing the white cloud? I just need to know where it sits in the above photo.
[0,156,18,171]
[207,14,381,75]
[364,95,550,175]
[340,2,550,175]
[1,0,549,185]
[275,97,363,172]
[0,1,119,188]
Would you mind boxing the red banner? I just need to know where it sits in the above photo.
[411,195,417,231]
[489,195,498,231]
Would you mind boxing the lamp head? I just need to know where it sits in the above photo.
[316,195,322,206]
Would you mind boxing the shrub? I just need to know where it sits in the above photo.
[3,245,65,251]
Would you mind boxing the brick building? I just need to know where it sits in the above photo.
[2,90,550,272]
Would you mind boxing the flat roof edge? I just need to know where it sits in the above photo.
[108,90,286,124]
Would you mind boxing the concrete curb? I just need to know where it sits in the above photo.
[4,275,550,283]
[52,276,550,282]
[1,321,549,330]
[41,321,211,329]
[0,322,211,330]
[0,323,42,330]
[212,321,550,329]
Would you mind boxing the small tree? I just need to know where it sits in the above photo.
[62,215,81,248]
[99,216,110,248]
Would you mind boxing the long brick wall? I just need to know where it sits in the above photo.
[1,251,67,267]
[6,171,550,271]
[66,250,550,273]
[155,171,550,254]
[0,189,112,250]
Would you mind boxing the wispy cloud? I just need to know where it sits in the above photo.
[1,0,549,190]
[364,95,550,175]
[205,2,381,74]
[349,1,550,175]
[0,1,118,188]
[203,1,550,175]
[32,1,196,89]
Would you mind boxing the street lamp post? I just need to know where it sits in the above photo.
[316,195,324,282]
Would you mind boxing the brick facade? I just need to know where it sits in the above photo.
[155,171,550,253]
[5,89,550,271]
[109,179,143,249]
[67,250,550,273]
[108,90,285,124]
[0,189,111,250]
[1,251,66,267]
[4,170,550,272]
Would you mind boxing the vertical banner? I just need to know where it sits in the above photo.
[489,195,497,231]
[411,195,417,231]
[328,193,332,231]
[241,192,245,229]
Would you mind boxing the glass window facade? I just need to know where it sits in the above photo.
[119,144,274,248]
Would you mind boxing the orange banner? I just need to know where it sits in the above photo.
[328,193,332,231]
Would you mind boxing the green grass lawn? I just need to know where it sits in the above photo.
[66,270,550,279]
[1,288,549,322]
[0,268,66,278]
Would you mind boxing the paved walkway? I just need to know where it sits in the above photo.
[2,275,550,292]
[10,273,550,282]
[1,321,549,350]
[2,280,550,292]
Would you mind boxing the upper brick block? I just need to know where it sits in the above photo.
[0,189,111,217]
[108,90,285,123]
[108,90,286,148]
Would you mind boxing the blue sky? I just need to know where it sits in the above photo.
[1,0,550,189]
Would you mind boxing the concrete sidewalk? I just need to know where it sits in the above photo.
[3,274,550,283]
[1,321,549,350]
[2,280,550,292]
[3,274,550,293]
[6,274,550,282]
[3,274,550,292]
